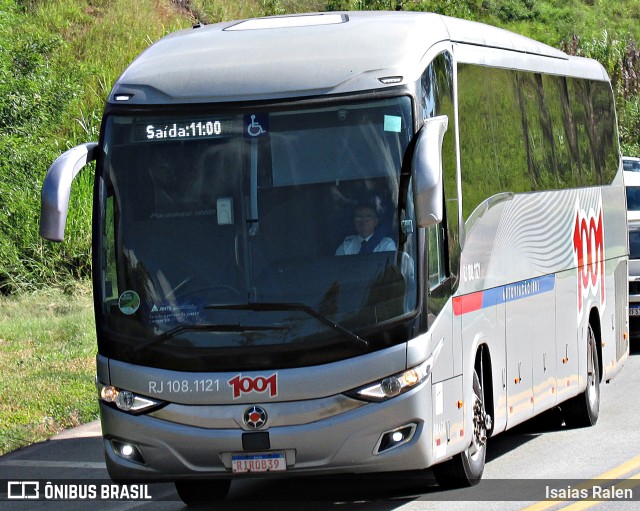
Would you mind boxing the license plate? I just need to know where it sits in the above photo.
[630,307,640,316]
[231,452,286,473]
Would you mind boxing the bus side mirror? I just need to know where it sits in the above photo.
[412,115,448,228]
[40,142,98,242]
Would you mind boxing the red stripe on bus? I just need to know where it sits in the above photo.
[452,292,483,316]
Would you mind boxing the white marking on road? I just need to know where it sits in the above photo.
[0,460,105,469]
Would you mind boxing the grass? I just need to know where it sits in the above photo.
[0,0,192,295]
[0,280,97,455]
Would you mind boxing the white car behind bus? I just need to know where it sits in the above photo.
[625,167,640,338]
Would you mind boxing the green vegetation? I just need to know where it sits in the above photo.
[0,0,191,294]
[0,0,639,452]
[0,281,95,454]
[1,0,639,294]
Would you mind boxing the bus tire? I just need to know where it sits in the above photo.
[432,369,487,488]
[563,322,600,428]
[174,479,231,505]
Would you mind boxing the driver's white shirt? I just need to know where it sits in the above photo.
[335,234,396,256]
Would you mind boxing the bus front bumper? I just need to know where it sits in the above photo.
[100,386,439,481]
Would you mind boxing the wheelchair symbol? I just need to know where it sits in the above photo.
[247,115,266,137]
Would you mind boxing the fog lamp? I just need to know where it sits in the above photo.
[111,440,145,464]
[375,424,417,454]
[391,431,404,443]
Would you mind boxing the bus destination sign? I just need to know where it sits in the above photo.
[136,117,234,142]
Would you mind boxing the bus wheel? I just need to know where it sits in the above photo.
[563,323,600,428]
[433,369,487,488]
[174,479,231,505]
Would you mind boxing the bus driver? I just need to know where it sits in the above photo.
[335,204,396,256]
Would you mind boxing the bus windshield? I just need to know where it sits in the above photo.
[98,96,417,371]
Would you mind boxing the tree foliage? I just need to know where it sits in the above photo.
[0,0,639,294]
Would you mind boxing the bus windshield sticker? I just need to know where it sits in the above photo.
[383,115,402,133]
[244,113,269,138]
[118,290,140,315]
[148,302,203,325]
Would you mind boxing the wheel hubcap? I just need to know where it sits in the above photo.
[471,393,489,457]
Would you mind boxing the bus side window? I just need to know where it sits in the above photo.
[427,223,446,290]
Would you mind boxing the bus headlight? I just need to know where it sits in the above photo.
[348,338,444,403]
[97,381,164,414]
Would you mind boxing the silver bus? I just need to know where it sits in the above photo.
[40,11,628,504]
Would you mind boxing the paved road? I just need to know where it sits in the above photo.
[2,347,639,510]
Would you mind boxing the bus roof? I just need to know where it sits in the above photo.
[109,11,603,106]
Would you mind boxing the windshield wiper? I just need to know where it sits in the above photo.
[205,302,369,349]
[134,323,288,353]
